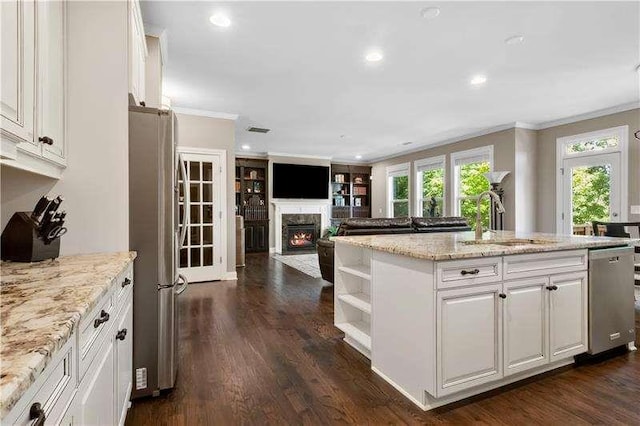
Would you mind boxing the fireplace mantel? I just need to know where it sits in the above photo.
[272,199,331,254]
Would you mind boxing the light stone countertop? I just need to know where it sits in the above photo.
[0,252,137,418]
[332,230,634,261]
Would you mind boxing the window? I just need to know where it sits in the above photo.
[415,156,445,217]
[451,146,493,230]
[387,163,410,217]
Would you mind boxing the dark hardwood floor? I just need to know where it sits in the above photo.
[126,253,640,425]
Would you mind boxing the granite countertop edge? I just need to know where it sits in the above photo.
[0,251,137,418]
[332,231,635,261]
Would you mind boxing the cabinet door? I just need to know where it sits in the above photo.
[37,0,65,164]
[1,0,36,146]
[78,338,115,426]
[437,284,503,396]
[503,277,549,376]
[549,271,588,361]
[115,300,133,426]
[128,0,146,104]
[256,223,267,251]
[245,223,255,252]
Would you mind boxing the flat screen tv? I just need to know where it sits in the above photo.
[272,163,329,199]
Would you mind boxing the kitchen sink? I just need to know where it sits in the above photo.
[462,238,556,246]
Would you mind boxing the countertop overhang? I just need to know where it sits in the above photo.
[332,231,635,261]
[0,251,137,417]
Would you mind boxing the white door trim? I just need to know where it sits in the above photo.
[177,147,227,282]
[555,125,628,234]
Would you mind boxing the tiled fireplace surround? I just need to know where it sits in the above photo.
[281,214,322,254]
[272,200,330,254]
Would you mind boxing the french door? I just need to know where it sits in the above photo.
[560,152,622,235]
[178,150,225,282]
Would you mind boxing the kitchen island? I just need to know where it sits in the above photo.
[332,231,634,410]
[1,252,136,424]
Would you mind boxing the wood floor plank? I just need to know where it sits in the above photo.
[126,253,640,425]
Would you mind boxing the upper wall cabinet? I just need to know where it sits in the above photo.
[129,0,147,106]
[1,0,66,178]
[1,0,36,154]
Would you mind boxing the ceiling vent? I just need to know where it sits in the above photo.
[246,126,270,134]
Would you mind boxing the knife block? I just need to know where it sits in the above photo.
[1,212,60,262]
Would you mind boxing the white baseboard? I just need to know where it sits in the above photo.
[222,271,237,281]
[269,247,276,254]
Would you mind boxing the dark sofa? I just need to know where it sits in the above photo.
[317,216,471,284]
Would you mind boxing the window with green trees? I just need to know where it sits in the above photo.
[417,160,445,217]
[571,164,611,226]
[390,175,409,217]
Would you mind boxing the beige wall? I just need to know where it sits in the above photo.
[1,1,130,255]
[536,108,640,232]
[267,155,331,249]
[175,113,236,273]
[371,129,519,229]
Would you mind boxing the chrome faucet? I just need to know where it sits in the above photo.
[475,190,506,240]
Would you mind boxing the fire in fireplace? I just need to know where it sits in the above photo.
[286,224,317,252]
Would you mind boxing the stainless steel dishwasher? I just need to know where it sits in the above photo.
[588,246,636,354]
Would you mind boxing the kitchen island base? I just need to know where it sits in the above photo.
[332,232,632,411]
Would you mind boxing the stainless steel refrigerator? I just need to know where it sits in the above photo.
[129,104,190,398]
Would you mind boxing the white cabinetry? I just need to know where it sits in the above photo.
[36,0,66,164]
[437,284,502,396]
[129,0,147,105]
[1,0,36,154]
[3,263,134,425]
[115,299,133,426]
[0,0,66,177]
[503,276,548,375]
[77,337,116,425]
[549,272,588,361]
[339,247,590,411]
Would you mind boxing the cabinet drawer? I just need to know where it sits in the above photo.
[79,290,114,380]
[114,263,133,310]
[503,250,587,280]
[12,342,75,426]
[436,257,502,289]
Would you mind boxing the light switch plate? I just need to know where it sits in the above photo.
[631,205,640,215]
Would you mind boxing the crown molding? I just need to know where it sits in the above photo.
[235,151,268,159]
[534,101,640,130]
[173,107,239,121]
[266,152,332,160]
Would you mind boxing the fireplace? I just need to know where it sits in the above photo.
[286,224,317,252]
[281,213,322,254]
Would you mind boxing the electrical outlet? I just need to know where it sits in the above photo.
[631,205,640,215]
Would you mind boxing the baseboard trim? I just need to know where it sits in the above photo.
[222,271,238,281]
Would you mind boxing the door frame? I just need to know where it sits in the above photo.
[177,147,227,282]
[555,125,628,234]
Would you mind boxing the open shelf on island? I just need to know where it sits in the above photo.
[335,321,371,350]
[338,264,371,281]
[337,293,371,314]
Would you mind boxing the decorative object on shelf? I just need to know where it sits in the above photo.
[249,170,258,179]
[484,171,510,230]
[355,198,362,207]
[354,176,363,184]
[1,195,66,262]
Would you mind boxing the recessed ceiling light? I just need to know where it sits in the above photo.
[355,154,363,160]
[209,13,231,28]
[470,75,487,86]
[505,35,525,45]
[365,50,384,62]
[420,7,441,20]
[241,144,250,150]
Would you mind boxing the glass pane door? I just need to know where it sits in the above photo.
[561,153,621,235]
[178,152,223,282]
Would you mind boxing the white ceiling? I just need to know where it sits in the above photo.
[141,1,640,162]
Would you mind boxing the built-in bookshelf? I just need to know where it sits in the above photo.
[236,158,269,252]
[331,164,372,226]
